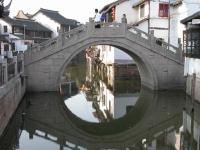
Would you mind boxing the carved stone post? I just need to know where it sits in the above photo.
[87,18,95,34]
[2,59,8,84]
[13,56,18,75]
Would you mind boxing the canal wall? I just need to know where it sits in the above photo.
[186,74,200,103]
[0,54,26,136]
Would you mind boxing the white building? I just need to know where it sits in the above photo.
[31,8,79,38]
[0,16,52,58]
[100,0,200,47]
[0,21,13,59]
[0,19,26,59]
[181,11,200,103]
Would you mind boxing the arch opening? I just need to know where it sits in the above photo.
[58,42,158,123]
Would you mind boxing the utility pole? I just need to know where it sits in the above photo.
[168,0,170,50]
[148,0,150,34]
[23,25,26,40]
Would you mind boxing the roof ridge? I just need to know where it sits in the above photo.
[40,8,58,13]
[14,17,35,22]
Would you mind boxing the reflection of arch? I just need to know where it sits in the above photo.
[61,87,154,135]
[0,87,184,149]
[25,23,184,91]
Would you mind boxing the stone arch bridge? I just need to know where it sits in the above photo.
[24,21,185,91]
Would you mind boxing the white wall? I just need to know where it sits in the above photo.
[115,0,138,24]
[0,20,12,58]
[98,45,133,65]
[184,58,200,77]
[0,19,12,34]
[114,94,138,118]
[98,45,114,64]
[98,80,114,117]
[98,80,139,119]
[32,12,60,38]
[184,112,200,145]
[14,40,27,52]
[170,0,200,46]
[137,21,148,33]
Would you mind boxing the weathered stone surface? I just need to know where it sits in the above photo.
[0,75,26,136]
[24,22,185,91]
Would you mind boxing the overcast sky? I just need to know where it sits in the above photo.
[8,0,116,23]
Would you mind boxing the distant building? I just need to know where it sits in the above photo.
[31,8,79,37]
[181,11,200,103]
[15,10,32,20]
[0,16,52,58]
[0,33,13,59]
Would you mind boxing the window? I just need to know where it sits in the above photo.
[11,43,15,51]
[183,29,200,58]
[159,3,169,17]
[140,4,145,18]
[4,44,9,51]
[14,26,23,34]
[3,26,7,33]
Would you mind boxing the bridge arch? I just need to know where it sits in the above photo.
[58,39,158,90]
[24,22,184,91]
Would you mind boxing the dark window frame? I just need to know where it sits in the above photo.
[3,25,7,33]
[183,29,200,58]
[140,4,145,18]
[4,44,9,51]
[159,3,169,17]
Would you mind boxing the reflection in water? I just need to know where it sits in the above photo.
[0,88,187,150]
[0,50,197,150]
[181,97,200,150]
[62,49,141,122]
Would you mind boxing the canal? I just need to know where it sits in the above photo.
[0,49,198,149]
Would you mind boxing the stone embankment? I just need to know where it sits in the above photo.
[0,53,26,136]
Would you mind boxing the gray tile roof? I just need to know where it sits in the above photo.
[2,17,52,32]
[181,11,200,24]
[33,8,78,26]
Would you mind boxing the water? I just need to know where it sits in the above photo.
[0,88,189,150]
[0,51,198,149]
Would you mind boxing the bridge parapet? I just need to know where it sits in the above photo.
[25,21,183,66]
[127,25,183,63]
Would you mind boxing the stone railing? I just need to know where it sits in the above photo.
[27,25,86,54]
[25,21,183,65]
[127,25,183,62]
[128,25,180,52]
[0,53,24,87]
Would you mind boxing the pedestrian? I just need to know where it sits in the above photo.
[94,8,101,28]
[100,12,106,23]
[121,14,127,23]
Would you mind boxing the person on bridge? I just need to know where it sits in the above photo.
[121,14,127,23]
[94,8,101,28]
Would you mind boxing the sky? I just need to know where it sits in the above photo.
[7,0,116,23]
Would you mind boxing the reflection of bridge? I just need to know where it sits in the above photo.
[0,88,185,149]
[24,21,185,91]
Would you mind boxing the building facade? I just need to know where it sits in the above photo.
[100,0,200,47]
[31,8,79,38]
[181,11,200,103]
[0,16,52,58]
